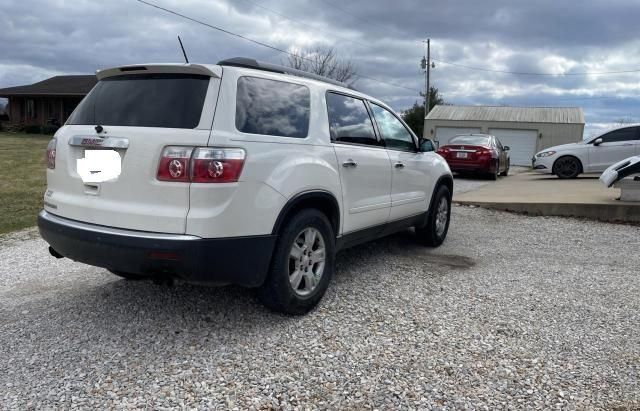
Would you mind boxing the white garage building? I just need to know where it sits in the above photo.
[424,105,585,166]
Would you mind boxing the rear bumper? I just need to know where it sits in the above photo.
[37,210,276,287]
[447,158,494,173]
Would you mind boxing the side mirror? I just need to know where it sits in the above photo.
[503,145,510,151]
[419,139,436,152]
[593,138,603,146]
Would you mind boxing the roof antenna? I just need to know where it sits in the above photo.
[178,35,189,64]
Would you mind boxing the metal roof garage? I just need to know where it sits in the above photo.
[424,105,585,165]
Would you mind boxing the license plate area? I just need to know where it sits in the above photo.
[77,149,123,184]
[456,152,468,159]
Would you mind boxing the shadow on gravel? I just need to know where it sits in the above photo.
[8,230,475,336]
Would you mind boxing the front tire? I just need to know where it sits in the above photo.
[500,160,510,176]
[553,156,581,179]
[416,184,451,247]
[258,209,335,315]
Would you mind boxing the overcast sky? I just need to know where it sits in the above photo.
[2,0,639,136]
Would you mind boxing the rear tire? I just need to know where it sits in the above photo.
[258,209,335,315]
[108,270,149,281]
[553,156,581,179]
[416,185,451,247]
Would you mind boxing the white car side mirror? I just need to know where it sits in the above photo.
[593,138,603,146]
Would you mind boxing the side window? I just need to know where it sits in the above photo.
[495,138,503,150]
[326,92,378,146]
[236,76,310,138]
[600,127,639,143]
[370,103,416,152]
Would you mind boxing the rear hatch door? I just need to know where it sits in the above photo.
[45,66,221,234]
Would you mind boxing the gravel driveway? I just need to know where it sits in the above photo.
[1,206,638,409]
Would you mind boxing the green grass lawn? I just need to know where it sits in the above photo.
[0,132,51,234]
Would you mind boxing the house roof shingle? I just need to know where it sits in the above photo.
[0,75,97,97]
[426,105,585,124]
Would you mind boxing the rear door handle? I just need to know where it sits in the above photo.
[342,159,358,168]
[394,162,405,169]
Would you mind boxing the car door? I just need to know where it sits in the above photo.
[588,126,639,172]
[369,102,433,221]
[494,137,509,171]
[327,92,392,234]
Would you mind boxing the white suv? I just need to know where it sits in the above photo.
[38,58,453,314]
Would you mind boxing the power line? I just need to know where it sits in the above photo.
[433,58,640,76]
[134,0,420,93]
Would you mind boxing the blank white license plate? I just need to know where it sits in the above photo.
[456,152,468,159]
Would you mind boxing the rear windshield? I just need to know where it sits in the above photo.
[449,135,490,146]
[67,73,209,129]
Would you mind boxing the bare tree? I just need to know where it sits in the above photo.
[287,46,357,84]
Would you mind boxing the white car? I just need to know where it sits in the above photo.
[38,58,453,314]
[532,125,640,179]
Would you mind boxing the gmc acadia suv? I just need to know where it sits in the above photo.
[38,58,453,314]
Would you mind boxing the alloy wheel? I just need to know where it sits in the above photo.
[435,197,449,237]
[288,227,326,297]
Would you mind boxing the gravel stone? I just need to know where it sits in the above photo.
[1,206,639,409]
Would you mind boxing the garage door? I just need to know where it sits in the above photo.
[489,129,538,166]
[435,127,482,147]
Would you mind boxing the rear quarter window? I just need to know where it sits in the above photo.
[68,73,210,129]
[235,76,310,138]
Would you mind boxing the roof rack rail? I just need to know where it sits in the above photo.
[217,57,357,90]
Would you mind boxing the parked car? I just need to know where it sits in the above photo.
[37,58,453,314]
[533,124,640,179]
[436,133,510,180]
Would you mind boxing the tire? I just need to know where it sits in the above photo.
[257,209,335,315]
[500,160,510,176]
[108,270,149,281]
[416,184,451,247]
[489,160,499,180]
[553,156,581,179]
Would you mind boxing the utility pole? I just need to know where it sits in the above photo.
[421,39,432,118]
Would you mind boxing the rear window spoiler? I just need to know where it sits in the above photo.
[96,64,222,80]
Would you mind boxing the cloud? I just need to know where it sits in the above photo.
[2,0,639,134]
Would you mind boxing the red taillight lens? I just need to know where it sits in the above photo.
[191,148,246,183]
[156,146,246,183]
[46,138,57,169]
[157,146,193,182]
[437,147,450,157]
[476,148,494,157]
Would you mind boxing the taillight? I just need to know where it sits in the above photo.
[157,146,193,182]
[476,148,494,158]
[46,138,57,169]
[437,147,450,157]
[191,148,246,183]
[156,146,246,183]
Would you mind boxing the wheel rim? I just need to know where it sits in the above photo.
[435,196,449,237]
[556,158,578,177]
[288,227,326,297]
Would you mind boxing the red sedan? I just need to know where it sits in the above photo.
[436,134,510,180]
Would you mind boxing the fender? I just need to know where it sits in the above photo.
[416,174,453,229]
[271,190,341,236]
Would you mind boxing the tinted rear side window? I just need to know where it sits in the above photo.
[326,92,378,146]
[68,74,209,128]
[235,76,310,138]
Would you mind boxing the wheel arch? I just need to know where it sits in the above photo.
[423,174,453,223]
[271,190,341,237]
